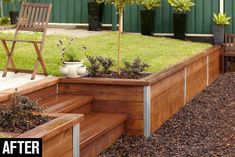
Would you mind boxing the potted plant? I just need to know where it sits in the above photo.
[139,0,160,36]
[212,13,231,45]
[88,0,104,31]
[168,0,195,39]
[3,0,25,25]
[57,38,87,78]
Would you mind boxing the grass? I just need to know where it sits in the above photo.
[0,32,211,76]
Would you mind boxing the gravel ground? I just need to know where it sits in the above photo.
[99,73,235,157]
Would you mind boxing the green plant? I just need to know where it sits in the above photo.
[168,0,195,13]
[0,92,50,133]
[0,17,10,25]
[96,0,139,74]
[97,56,114,73]
[86,55,101,77]
[122,58,149,78]
[140,0,160,10]
[213,13,231,26]
[57,38,83,65]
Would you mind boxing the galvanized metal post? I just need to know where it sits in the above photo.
[206,55,209,86]
[0,0,3,17]
[144,86,151,137]
[219,0,224,13]
[73,124,80,157]
[184,67,187,104]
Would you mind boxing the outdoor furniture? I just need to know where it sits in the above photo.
[1,2,52,80]
[223,33,235,73]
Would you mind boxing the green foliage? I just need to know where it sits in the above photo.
[97,0,138,13]
[0,17,10,25]
[0,92,45,133]
[97,56,114,73]
[140,0,161,10]
[213,13,231,26]
[168,0,195,13]
[122,58,149,77]
[86,55,101,77]
[57,38,83,64]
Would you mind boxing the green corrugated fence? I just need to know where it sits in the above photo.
[124,0,219,34]
[1,0,235,34]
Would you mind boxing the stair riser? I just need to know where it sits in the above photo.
[80,123,125,157]
[67,103,92,115]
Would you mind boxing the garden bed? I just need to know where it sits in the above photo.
[99,73,235,156]
[0,113,83,157]
[59,45,222,136]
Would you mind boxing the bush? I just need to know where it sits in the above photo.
[0,17,10,25]
[122,58,149,78]
[97,56,114,73]
[0,92,50,133]
[86,55,101,77]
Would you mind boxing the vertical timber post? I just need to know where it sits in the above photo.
[144,86,151,137]
[73,124,80,157]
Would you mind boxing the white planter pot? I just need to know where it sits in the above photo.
[77,66,87,75]
[60,66,68,76]
[64,60,83,67]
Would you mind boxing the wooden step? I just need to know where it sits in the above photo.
[40,95,93,113]
[80,112,126,157]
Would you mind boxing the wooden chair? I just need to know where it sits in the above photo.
[1,2,52,80]
[223,33,235,73]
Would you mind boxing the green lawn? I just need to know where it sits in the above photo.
[0,32,211,76]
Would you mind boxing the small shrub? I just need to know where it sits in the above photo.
[0,17,10,25]
[86,55,101,77]
[0,92,50,133]
[213,13,231,26]
[122,58,149,78]
[97,56,114,73]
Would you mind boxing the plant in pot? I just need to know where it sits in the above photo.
[139,0,160,36]
[212,13,231,45]
[168,0,195,40]
[3,0,25,25]
[57,38,87,78]
[88,0,105,31]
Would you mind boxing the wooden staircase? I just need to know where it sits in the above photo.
[40,94,126,157]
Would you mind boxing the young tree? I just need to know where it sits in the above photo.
[97,0,138,74]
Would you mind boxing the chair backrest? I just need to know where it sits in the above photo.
[224,33,235,52]
[16,2,52,33]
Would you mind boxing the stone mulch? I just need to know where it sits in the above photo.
[99,73,235,157]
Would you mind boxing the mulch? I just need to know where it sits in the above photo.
[99,73,235,157]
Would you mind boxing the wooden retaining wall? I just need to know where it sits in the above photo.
[59,83,145,135]
[145,46,222,132]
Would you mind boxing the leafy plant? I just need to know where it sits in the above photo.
[96,0,139,74]
[97,56,114,73]
[86,55,101,77]
[122,58,149,78]
[0,92,50,133]
[57,38,83,65]
[213,13,231,26]
[168,0,195,13]
[0,17,10,25]
[140,0,161,10]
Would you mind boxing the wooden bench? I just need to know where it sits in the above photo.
[223,33,235,72]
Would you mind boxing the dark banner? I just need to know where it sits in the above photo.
[0,138,42,157]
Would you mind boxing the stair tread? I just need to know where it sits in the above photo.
[80,112,126,148]
[40,95,93,113]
